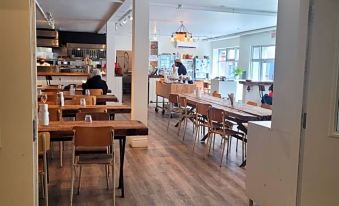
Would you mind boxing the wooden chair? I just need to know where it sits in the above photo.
[38,132,51,206]
[75,112,110,121]
[178,96,194,141]
[212,91,221,98]
[166,94,181,131]
[72,95,96,105]
[246,101,258,106]
[48,108,62,121]
[192,103,211,152]
[89,89,103,96]
[70,127,115,205]
[47,107,72,167]
[207,107,244,167]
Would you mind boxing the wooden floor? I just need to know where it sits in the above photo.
[47,105,249,206]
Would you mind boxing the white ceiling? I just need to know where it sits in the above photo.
[36,0,278,38]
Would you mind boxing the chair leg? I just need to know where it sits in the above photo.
[242,139,245,163]
[249,199,254,206]
[236,139,239,152]
[212,133,216,151]
[112,163,115,206]
[44,171,49,206]
[40,174,45,199]
[205,132,212,158]
[59,142,63,167]
[192,125,200,152]
[70,166,75,205]
[105,165,109,190]
[167,112,171,131]
[182,118,188,141]
[77,166,82,195]
[220,137,227,167]
[177,115,182,136]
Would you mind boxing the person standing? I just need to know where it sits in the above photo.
[175,59,187,76]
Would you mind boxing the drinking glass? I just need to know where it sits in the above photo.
[84,115,92,123]
[41,94,48,103]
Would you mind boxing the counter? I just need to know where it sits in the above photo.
[240,81,273,105]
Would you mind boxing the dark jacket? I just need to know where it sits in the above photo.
[177,63,187,76]
[82,75,108,94]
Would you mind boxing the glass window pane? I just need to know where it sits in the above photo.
[262,46,276,59]
[227,49,236,60]
[251,61,260,81]
[252,47,260,59]
[218,62,227,77]
[261,61,275,81]
[226,62,236,79]
[219,50,226,62]
[235,48,240,61]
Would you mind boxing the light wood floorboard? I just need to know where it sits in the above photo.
[46,105,249,206]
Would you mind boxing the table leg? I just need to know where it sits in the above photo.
[118,136,126,198]
[240,160,247,167]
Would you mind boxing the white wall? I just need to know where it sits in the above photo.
[0,0,37,205]
[115,34,132,51]
[210,31,276,79]
[246,0,310,205]
[299,0,339,205]
[157,36,211,57]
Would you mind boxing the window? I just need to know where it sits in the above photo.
[250,45,275,81]
[217,48,239,78]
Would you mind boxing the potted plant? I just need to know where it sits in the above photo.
[233,67,245,79]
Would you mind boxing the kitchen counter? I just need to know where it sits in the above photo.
[239,80,273,86]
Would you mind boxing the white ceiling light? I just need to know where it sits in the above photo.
[115,9,133,30]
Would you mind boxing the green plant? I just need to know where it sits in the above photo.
[233,67,245,78]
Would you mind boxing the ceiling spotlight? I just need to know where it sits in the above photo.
[128,15,133,21]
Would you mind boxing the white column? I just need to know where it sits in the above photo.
[0,0,37,204]
[131,0,149,125]
[106,21,123,103]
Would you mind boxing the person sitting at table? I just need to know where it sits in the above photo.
[261,84,273,105]
[82,69,108,94]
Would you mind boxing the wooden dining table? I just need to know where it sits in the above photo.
[179,93,272,121]
[47,104,131,119]
[39,120,148,198]
[39,92,118,104]
[177,93,272,167]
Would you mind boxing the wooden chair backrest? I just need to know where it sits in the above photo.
[196,103,211,116]
[89,89,103,96]
[48,108,61,121]
[75,112,110,121]
[72,95,96,105]
[246,101,258,106]
[208,107,225,123]
[179,97,187,107]
[73,126,113,147]
[168,94,179,104]
[38,132,51,154]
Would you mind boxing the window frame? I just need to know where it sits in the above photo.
[217,47,239,78]
[250,45,276,81]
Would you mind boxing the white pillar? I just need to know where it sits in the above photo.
[106,21,123,103]
[131,0,149,125]
[0,0,37,204]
